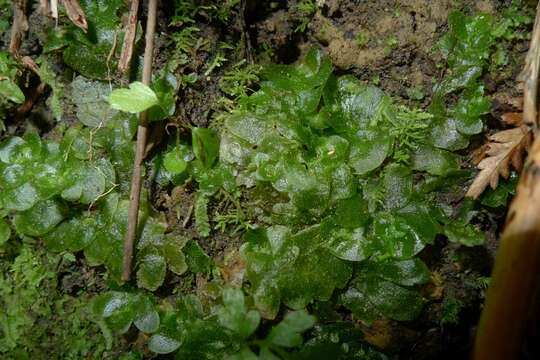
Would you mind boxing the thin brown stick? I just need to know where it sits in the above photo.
[9,0,28,57]
[13,56,48,119]
[239,0,253,64]
[473,3,540,359]
[118,0,140,74]
[16,82,47,117]
[20,55,40,75]
[121,0,158,282]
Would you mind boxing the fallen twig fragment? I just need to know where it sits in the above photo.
[118,0,140,74]
[122,0,158,282]
[20,55,40,75]
[239,0,253,64]
[16,82,47,118]
[61,0,88,32]
[16,56,49,118]
[9,0,29,57]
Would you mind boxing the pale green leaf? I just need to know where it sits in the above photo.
[109,82,159,113]
[0,79,25,103]
[136,251,166,291]
[148,334,181,354]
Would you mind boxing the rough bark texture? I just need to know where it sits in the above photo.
[473,140,540,359]
[118,0,140,74]
[473,3,540,359]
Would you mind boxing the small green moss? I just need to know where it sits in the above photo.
[293,0,317,33]
[385,35,399,49]
[355,32,369,47]
[440,297,463,325]
[406,87,425,100]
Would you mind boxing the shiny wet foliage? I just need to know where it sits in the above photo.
[0,2,533,358]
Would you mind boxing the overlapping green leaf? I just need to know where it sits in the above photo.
[109,82,159,113]
[266,310,316,347]
[218,288,261,339]
[241,226,352,319]
[62,0,125,79]
[219,49,485,323]
[429,11,498,150]
[340,258,429,322]
[92,291,159,335]
[0,51,24,104]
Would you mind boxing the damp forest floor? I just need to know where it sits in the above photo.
[0,1,538,360]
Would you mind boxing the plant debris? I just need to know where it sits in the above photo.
[467,125,531,199]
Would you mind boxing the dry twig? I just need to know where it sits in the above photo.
[15,83,47,118]
[61,0,88,32]
[16,56,47,118]
[121,0,158,282]
[118,0,140,74]
[9,0,28,57]
[240,0,253,64]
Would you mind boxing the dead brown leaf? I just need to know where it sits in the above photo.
[501,112,524,127]
[466,125,531,199]
[220,249,245,287]
[361,319,393,350]
[492,93,523,111]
